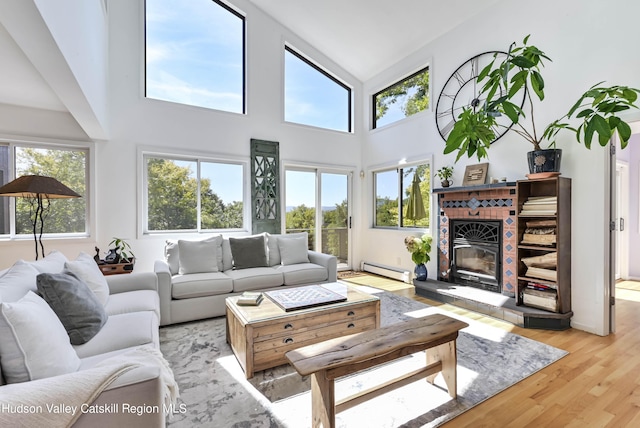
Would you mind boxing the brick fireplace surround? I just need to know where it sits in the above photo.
[436,183,517,296]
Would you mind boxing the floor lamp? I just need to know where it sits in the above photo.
[0,175,81,260]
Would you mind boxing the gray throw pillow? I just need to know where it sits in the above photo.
[177,236,221,274]
[278,235,310,265]
[229,235,268,269]
[36,271,108,345]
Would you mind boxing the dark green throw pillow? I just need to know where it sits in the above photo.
[229,235,268,269]
[36,270,107,345]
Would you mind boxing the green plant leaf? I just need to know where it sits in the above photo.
[530,71,545,100]
[584,121,595,149]
[478,60,495,81]
[575,108,593,118]
[622,88,638,103]
[617,120,632,147]
[510,56,535,68]
[590,114,611,146]
[502,101,520,123]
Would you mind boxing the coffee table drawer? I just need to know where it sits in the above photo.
[253,314,377,370]
[252,301,377,340]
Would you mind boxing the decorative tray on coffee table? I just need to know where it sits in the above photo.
[265,284,347,312]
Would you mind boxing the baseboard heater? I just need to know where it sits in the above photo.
[360,261,412,284]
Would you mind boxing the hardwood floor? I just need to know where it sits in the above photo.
[339,274,640,427]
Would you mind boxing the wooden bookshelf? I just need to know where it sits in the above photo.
[516,177,571,315]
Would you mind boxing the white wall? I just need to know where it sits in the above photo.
[99,0,363,271]
[360,0,640,335]
[0,0,363,269]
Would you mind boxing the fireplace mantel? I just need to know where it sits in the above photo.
[435,183,518,297]
[433,182,516,194]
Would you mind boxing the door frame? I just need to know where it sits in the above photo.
[615,160,630,280]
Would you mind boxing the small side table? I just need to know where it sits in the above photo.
[99,262,134,276]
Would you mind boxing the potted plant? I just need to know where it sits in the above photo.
[404,234,433,281]
[436,166,454,187]
[444,35,640,174]
[105,237,136,265]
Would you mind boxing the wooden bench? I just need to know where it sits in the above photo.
[285,313,468,428]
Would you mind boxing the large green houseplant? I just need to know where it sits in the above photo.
[444,35,640,172]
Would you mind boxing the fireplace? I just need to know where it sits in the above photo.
[450,220,502,293]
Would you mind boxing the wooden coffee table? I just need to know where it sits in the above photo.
[225,282,380,379]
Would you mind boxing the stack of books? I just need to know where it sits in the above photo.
[237,291,264,306]
[520,196,557,216]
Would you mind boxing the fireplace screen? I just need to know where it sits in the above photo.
[455,246,497,277]
[450,220,502,293]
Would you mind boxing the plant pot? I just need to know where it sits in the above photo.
[527,149,562,174]
[414,263,427,281]
[441,180,451,188]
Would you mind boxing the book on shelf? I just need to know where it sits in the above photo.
[526,266,557,281]
[526,196,557,203]
[520,209,557,216]
[520,196,557,215]
[523,287,558,312]
[521,203,557,211]
[526,281,557,291]
[237,291,263,306]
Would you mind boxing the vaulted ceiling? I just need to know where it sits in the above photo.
[0,0,503,117]
[247,0,501,81]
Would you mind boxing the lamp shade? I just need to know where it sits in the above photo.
[0,175,81,199]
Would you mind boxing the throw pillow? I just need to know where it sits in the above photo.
[229,235,268,269]
[0,261,39,302]
[24,250,68,273]
[265,233,280,266]
[165,240,180,275]
[178,236,221,274]
[267,232,308,266]
[278,234,310,265]
[0,291,80,383]
[64,252,110,306]
[37,271,108,345]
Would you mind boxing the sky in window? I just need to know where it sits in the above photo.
[286,170,347,208]
[284,50,350,132]
[146,0,244,113]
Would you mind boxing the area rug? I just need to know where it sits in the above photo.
[160,286,568,427]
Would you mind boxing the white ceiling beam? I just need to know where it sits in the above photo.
[0,0,108,141]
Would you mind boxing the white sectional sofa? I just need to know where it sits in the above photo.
[154,232,338,326]
[0,251,173,427]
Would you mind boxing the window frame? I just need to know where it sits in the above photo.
[372,160,431,231]
[141,151,248,235]
[144,0,247,114]
[0,141,90,240]
[283,45,353,133]
[372,65,430,130]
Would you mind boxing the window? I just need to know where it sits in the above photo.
[0,144,88,237]
[373,66,430,129]
[145,0,245,113]
[374,163,430,229]
[144,155,244,232]
[284,46,352,132]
